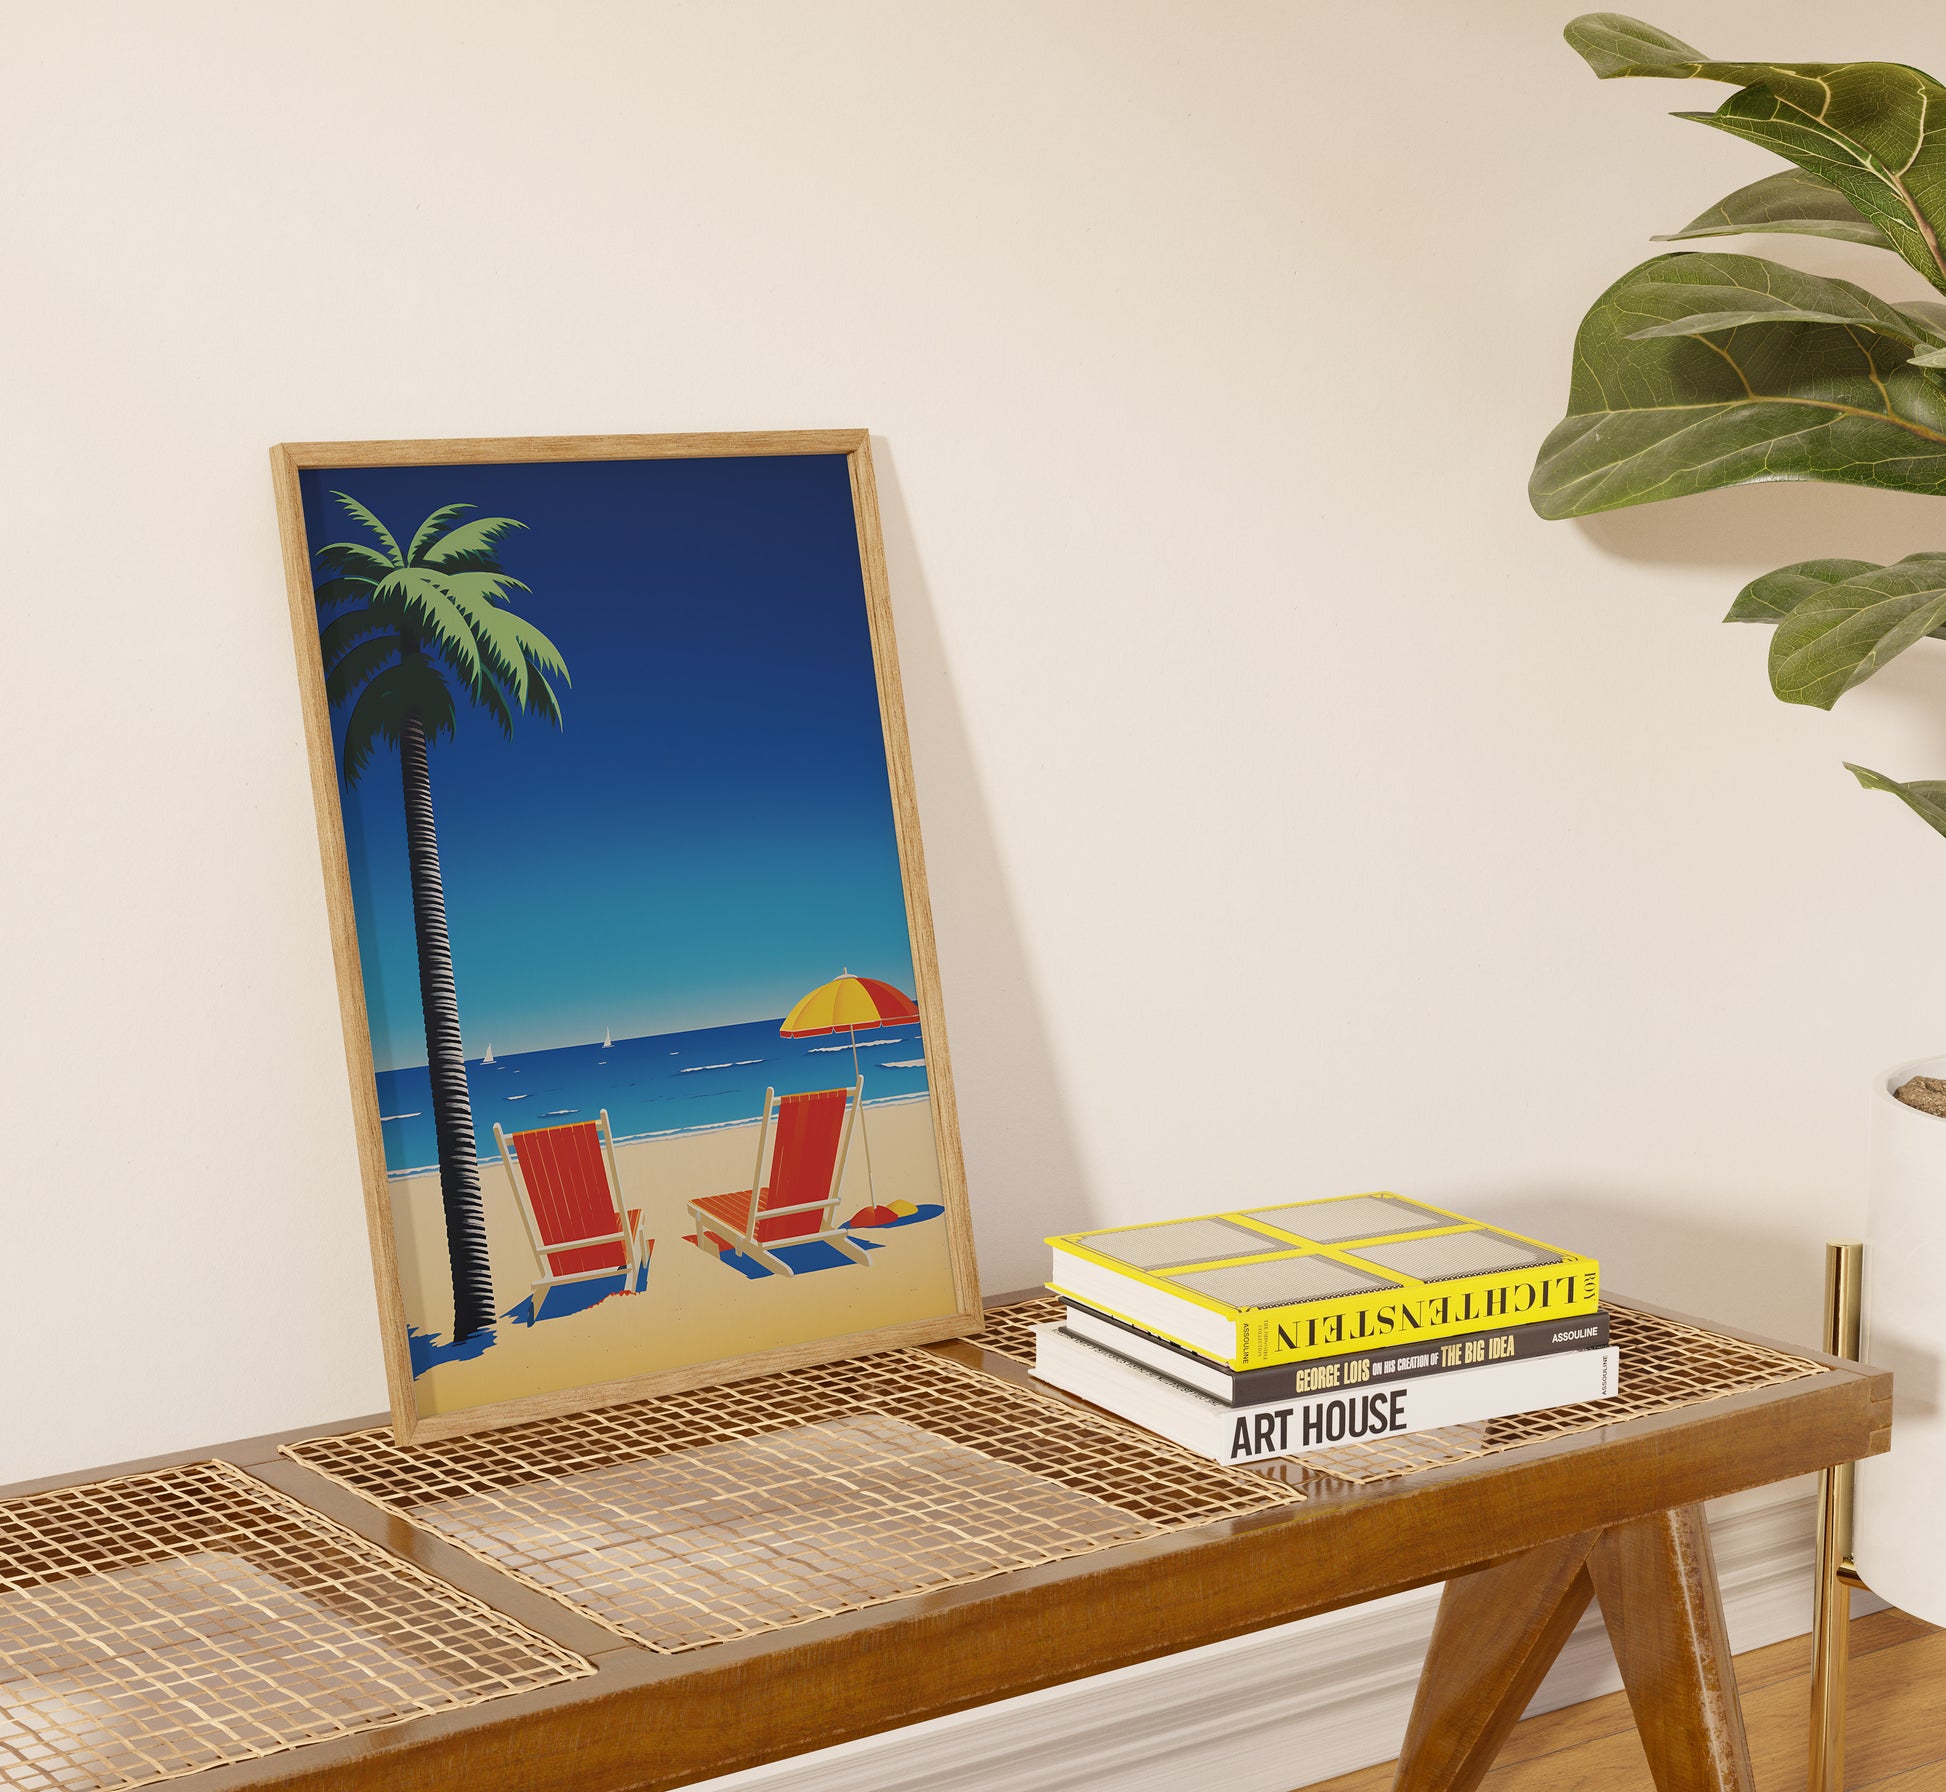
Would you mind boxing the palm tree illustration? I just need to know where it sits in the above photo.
[315,493,568,1341]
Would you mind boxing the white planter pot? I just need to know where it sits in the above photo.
[1854,1052,1946,1626]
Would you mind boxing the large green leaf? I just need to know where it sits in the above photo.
[1529,252,1946,518]
[1688,88,1946,295]
[1565,15,1946,292]
[1846,762,1946,837]
[1562,13,1708,77]
[1621,259,1943,346]
[1566,14,1874,111]
[1656,169,1897,251]
[1767,556,1946,706]
[1724,558,1880,623]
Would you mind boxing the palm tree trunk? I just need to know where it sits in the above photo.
[399,712,497,1340]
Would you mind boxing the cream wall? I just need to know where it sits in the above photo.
[5,0,1945,1484]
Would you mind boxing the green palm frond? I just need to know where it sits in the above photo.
[435,569,531,604]
[470,665,517,738]
[432,572,535,642]
[323,636,397,707]
[502,610,571,685]
[319,609,390,663]
[407,504,475,564]
[431,572,564,707]
[418,515,526,570]
[371,568,488,693]
[341,659,459,784]
[314,575,380,613]
[442,593,532,706]
[314,498,568,783]
[426,627,494,701]
[314,542,395,582]
[522,664,564,728]
[328,492,404,567]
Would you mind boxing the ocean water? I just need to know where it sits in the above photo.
[374,1016,928,1177]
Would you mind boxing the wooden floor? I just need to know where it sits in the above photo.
[1305,1606,1946,1792]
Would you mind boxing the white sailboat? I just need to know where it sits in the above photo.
[482,1042,496,1065]
[602,1025,613,1049]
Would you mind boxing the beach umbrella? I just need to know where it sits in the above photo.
[779,972,920,1209]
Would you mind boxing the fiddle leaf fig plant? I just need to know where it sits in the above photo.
[1531,14,1946,835]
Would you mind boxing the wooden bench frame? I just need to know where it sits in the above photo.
[0,1293,1890,1792]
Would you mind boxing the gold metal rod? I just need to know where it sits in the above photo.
[1809,1239,1864,1792]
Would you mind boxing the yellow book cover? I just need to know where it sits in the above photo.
[1046,1193,1599,1370]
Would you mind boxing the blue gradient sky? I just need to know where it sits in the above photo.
[298,454,917,1072]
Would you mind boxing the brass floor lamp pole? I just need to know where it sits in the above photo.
[1810,1239,1867,1792]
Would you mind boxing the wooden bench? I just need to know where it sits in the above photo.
[0,1293,1888,1792]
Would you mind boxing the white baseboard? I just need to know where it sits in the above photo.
[694,1475,1875,1792]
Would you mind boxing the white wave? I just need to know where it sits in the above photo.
[379,1112,422,1122]
[543,1108,580,1117]
[679,1063,735,1074]
[384,1091,938,1177]
[734,1059,764,1065]
[878,1059,925,1069]
[506,1094,530,1101]
[806,1045,849,1054]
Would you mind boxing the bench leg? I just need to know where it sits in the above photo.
[1588,1505,1755,1792]
[1392,1531,1599,1791]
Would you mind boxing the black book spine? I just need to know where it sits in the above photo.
[1066,1302,1611,1406]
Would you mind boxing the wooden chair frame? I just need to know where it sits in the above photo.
[688,1080,869,1276]
[494,1108,647,1321]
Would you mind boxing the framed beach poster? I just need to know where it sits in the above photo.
[272,431,980,1442]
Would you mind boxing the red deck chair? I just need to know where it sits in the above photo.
[688,1080,868,1276]
[493,1109,649,1320]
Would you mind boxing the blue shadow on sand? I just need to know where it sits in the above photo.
[843,1203,945,1232]
[406,1255,653,1377]
[704,1202,946,1279]
[712,1235,883,1280]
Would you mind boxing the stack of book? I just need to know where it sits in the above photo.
[1033,1193,1617,1465]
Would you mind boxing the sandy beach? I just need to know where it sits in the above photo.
[391,1096,955,1416]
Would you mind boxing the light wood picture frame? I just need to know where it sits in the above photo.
[272,431,980,1443]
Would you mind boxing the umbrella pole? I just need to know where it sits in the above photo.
[850,1028,878,1206]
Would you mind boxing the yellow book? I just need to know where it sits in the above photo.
[1047,1194,1599,1371]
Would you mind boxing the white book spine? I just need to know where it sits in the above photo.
[1032,1323,1620,1465]
[1048,1250,1240,1361]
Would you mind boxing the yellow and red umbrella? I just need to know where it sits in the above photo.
[779,974,919,1039]
[780,971,920,1210]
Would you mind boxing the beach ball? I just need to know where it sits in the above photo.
[888,1200,917,1218]
[848,1204,899,1229]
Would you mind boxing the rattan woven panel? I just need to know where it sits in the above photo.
[285,1347,1301,1654]
[972,1298,1825,1488]
[972,1295,1067,1368]
[0,1460,590,1792]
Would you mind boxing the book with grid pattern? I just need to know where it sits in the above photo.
[1046,1194,1599,1370]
